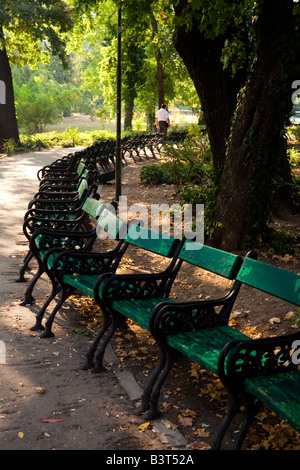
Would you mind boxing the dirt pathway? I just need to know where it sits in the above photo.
[1,146,300,454]
[0,148,186,452]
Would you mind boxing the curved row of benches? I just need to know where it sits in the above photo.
[17,136,300,450]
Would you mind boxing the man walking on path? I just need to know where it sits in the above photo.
[156,104,170,137]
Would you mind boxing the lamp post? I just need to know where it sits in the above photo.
[115,7,122,201]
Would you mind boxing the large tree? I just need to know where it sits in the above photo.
[119,0,300,250]
[0,0,73,151]
[176,0,300,249]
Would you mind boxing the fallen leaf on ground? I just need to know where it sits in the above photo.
[138,422,152,432]
[40,418,64,423]
[162,419,178,430]
[270,317,281,324]
[285,311,295,320]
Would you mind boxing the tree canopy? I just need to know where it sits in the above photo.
[1,0,300,251]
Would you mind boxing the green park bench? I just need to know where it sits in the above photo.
[96,239,249,417]
[139,254,300,449]
[69,238,245,385]
[17,175,99,284]
[37,151,82,181]
[38,225,185,350]
[28,199,129,336]
[20,196,119,309]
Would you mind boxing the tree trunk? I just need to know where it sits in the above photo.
[151,15,165,108]
[0,34,19,152]
[173,2,245,173]
[124,105,133,131]
[212,0,297,250]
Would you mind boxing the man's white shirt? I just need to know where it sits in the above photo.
[156,108,169,121]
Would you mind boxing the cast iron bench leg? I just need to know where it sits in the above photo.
[40,286,74,338]
[146,346,181,420]
[82,317,113,370]
[212,393,242,449]
[136,345,167,416]
[232,396,261,450]
[16,251,34,283]
[20,263,44,306]
[90,313,124,373]
[30,283,61,331]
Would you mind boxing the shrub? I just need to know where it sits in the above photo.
[140,162,172,184]
[18,128,115,151]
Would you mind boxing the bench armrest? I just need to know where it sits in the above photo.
[51,243,126,278]
[24,207,83,220]
[94,261,182,307]
[217,331,300,393]
[33,185,79,197]
[27,198,78,211]
[30,226,96,250]
[23,215,84,240]
[29,192,79,203]
[149,283,241,340]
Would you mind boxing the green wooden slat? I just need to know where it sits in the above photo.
[245,371,300,433]
[97,207,127,239]
[82,198,104,218]
[179,240,243,280]
[78,179,89,199]
[166,326,249,375]
[62,274,100,296]
[98,170,115,183]
[76,160,86,176]
[125,224,180,257]
[111,298,174,330]
[236,257,300,306]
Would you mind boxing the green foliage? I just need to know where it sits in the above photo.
[2,0,73,66]
[18,128,115,151]
[292,307,300,327]
[15,82,62,134]
[140,162,171,184]
[2,138,16,155]
[139,124,219,239]
[140,125,212,185]
[177,181,219,240]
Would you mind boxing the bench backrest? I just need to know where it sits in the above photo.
[82,197,104,219]
[125,224,182,258]
[76,159,86,176]
[81,198,127,240]
[97,206,127,240]
[236,257,300,306]
[78,178,89,200]
[178,240,243,280]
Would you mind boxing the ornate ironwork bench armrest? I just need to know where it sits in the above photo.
[51,243,126,278]
[94,266,180,306]
[23,215,86,240]
[149,283,241,340]
[218,331,300,392]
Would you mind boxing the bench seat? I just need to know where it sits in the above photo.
[166,326,249,376]
[96,240,247,413]
[245,371,300,434]
[62,273,103,296]
[111,298,175,331]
